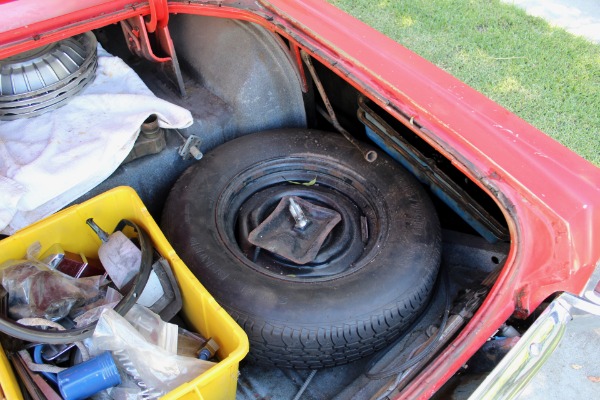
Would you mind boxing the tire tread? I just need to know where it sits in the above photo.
[229,266,436,368]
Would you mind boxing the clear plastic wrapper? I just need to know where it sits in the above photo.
[89,307,215,395]
[74,287,123,327]
[101,362,164,400]
[1,260,105,320]
[25,241,42,261]
[123,305,177,353]
[74,302,118,328]
[177,327,207,358]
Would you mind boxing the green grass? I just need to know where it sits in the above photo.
[328,0,600,165]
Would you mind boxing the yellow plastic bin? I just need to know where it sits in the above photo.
[0,186,249,399]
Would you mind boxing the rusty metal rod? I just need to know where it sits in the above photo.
[301,51,377,163]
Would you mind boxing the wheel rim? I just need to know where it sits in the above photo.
[215,157,389,281]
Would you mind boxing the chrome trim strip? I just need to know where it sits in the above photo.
[469,293,600,400]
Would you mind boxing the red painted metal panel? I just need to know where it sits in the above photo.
[0,0,149,58]
[0,0,116,34]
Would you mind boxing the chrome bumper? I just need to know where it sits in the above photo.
[469,292,600,400]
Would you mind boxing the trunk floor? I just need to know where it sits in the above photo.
[235,231,509,400]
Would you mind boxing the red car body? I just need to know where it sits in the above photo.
[1,0,598,398]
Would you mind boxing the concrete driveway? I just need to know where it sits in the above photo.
[502,0,600,43]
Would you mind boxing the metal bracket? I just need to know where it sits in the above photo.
[178,134,203,161]
[247,196,342,265]
[145,0,169,34]
[120,11,186,97]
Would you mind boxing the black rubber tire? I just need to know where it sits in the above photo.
[162,129,441,369]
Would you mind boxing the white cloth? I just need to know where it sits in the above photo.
[0,45,193,234]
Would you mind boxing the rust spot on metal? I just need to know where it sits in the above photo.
[514,287,530,318]
[290,44,308,92]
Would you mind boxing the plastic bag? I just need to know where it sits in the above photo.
[123,305,178,353]
[101,363,164,400]
[74,287,124,327]
[1,260,104,320]
[177,327,207,358]
[89,307,214,396]
[74,302,118,328]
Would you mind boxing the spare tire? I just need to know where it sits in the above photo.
[162,129,441,368]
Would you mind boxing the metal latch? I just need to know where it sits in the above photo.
[120,0,186,97]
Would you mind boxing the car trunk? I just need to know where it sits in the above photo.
[88,14,510,399]
[0,7,519,400]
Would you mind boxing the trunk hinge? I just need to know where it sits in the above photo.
[120,0,186,97]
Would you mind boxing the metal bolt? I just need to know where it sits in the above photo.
[529,342,541,357]
[86,218,110,243]
[289,198,309,230]
[189,145,203,160]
